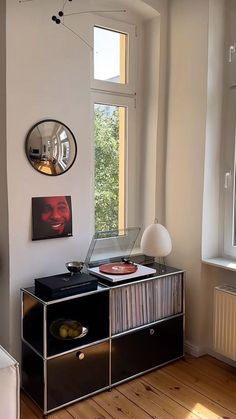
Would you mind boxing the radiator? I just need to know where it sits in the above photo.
[213,285,236,361]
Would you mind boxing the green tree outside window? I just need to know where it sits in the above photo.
[94,105,119,231]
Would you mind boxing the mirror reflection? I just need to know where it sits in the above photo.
[25,119,77,176]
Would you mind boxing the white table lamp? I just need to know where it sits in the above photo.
[141,220,172,263]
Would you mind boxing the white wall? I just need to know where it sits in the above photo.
[166,0,236,359]
[166,0,210,353]
[4,0,230,361]
[4,0,229,361]
[140,1,168,229]
[201,0,226,356]
[3,0,168,360]
[202,0,225,260]
[6,0,94,358]
[0,0,10,349]
[140,17,160,227]
[202,0,236,363]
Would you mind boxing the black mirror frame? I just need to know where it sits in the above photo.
[25,119,77,176]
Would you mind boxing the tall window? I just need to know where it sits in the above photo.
[92,17,136,232]
[222,88,236,258]
[94,103,126,232]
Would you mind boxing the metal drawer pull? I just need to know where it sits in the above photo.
[149,328,155,335]
[76,351,85,360]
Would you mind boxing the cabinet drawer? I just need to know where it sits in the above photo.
[47,341,109,410]
[111,315,183,384]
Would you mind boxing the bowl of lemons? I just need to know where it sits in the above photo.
[50,319,88,340]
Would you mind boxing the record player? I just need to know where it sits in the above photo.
[85,227,156,284]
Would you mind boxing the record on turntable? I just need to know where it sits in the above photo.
[84,227,156,284]
[99,261,138,275]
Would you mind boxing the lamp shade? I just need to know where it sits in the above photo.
[140,223,172,257]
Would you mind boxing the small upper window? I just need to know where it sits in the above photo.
[91,16,136,95]
[94,26,127,85]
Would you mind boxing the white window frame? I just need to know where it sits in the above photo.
[222,88,236,258]
[91,15,137,95]
[91,92,137,230]
[90,14,139,232]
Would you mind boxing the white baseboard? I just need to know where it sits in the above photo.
[185,341,236,366]
[184,340,206,357]
[206,347,236,367]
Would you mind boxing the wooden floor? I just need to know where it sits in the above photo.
[21,355,236,419]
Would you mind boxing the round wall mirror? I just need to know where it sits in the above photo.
[25,119,77,176]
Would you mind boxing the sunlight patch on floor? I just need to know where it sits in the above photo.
[191,402,226,418]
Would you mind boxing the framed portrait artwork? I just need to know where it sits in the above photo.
[32,196,73,240]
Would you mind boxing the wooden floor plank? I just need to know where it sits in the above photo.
[21,399,40,419]
[142,369,236,419]
[183,356,236,389]
[117,377,199,419]
[21,391,75,419]
[21,392,41,419]
[162,359,236,414]
[49,409,74,419]
[92,387,152,418]
[21,355,236,419]
[66,397,114,419]
[50,410,74,419]
[203,355,236,373]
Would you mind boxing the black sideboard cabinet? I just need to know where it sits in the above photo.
[21,263,185,418]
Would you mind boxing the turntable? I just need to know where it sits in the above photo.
[85,227,156,284]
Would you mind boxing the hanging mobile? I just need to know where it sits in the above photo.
[19,0,126,48]
[51,0,126,47]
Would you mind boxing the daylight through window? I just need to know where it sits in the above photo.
[94,103,126,232]
[94,26,127,84]
[92,18,136,233]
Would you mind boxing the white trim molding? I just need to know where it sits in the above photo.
[184,340,206,358]
[202,257,236,272]
[207,348,236,367]
[185,340,236,367]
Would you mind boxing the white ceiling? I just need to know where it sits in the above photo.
[64,0,159,23]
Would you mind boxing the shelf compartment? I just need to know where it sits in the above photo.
[22,288,110,358]
[111,273,183,334]
[46,291,109,357]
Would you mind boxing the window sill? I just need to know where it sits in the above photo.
[202,257,236,272]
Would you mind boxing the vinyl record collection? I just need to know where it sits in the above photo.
[111,274,182,335]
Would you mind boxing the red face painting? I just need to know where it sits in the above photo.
[41,196,71,235]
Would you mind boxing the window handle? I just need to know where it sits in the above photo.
[224,171,232,189]
[229,43,236,62]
